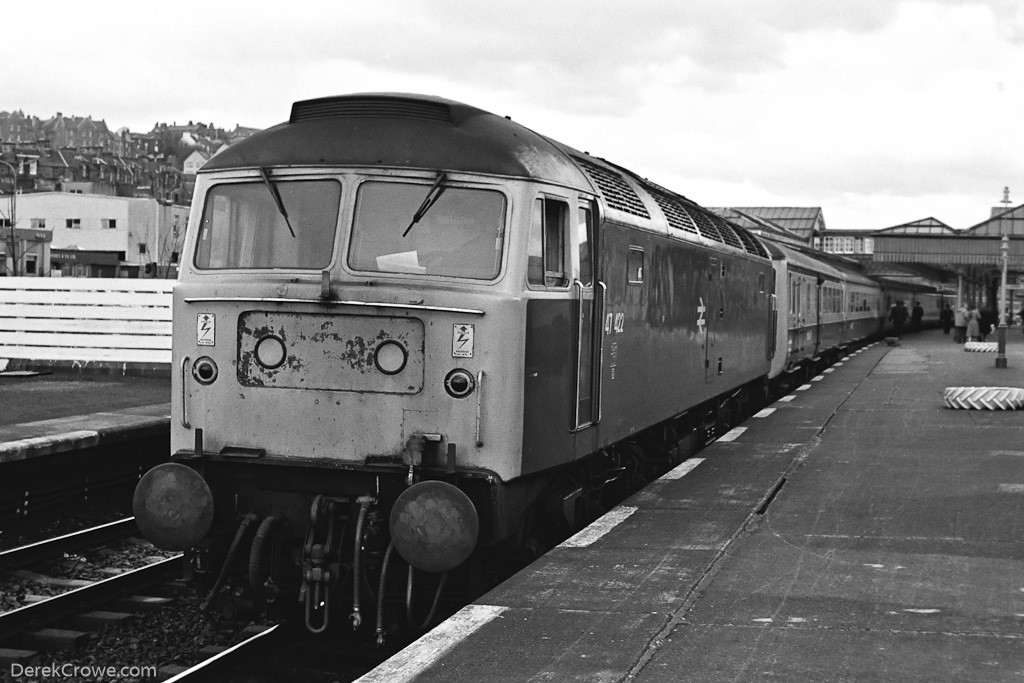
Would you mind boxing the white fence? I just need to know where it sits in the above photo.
[0,277,173,368]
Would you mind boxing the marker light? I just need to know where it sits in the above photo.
[444,368,475,399]
[374,340,408,375]
[255,335,287,369]
[192,357,218,384]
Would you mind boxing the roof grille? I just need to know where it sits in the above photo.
[290,97,454,124]
[652,192,699,235]
[734,226,769,258]
[687,205,726,243]
[575,158,650,219]
[713,217,745,250]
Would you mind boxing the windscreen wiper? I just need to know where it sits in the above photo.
[259,166,296,237]
[402,171,448,238]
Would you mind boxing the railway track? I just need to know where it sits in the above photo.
[160,623,283,682]
[0,517,138,573]
[0,555,182,645]
[0,517,183,662]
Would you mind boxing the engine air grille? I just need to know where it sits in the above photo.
[575,158,650,219]
[735,226,769,258]
[714,218,745,250]
[652,192,699,235]
[290,97,455,124]
[687,205,726,243]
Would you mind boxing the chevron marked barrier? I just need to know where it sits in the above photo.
[964,341,998,352]
[943,386,1024,410]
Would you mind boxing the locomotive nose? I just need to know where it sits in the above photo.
[133,463,214,551]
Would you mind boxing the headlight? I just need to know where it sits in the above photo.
[374,340,408,375]
[254,335,287,369]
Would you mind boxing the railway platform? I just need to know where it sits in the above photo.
[360,329,1024,682]
[0,371,170,463]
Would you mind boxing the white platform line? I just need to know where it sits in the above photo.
[823,368,835,373]
[355,604,508,683]
[661,458,706,480]
[717,426,747,442]
[997,483,1024,493]
[811,375,825,382]
[778,395,796,402]
[753,408,776,418]
[796,384,812,391]
[835,362,845,366]
[560,506,637,548]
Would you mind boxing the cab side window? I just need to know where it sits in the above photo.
[528,197,569,287]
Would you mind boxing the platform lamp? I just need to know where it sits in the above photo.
[995,186,1011,369]
[0,159,17,277]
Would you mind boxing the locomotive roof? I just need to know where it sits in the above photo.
[204,93,769,260]
[202,93,591,189]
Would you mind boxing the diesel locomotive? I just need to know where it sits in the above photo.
[133,93,931,639]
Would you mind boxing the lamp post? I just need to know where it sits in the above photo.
[996,232,1009,368]
[995,186,1012,369]
[0,159,17,277]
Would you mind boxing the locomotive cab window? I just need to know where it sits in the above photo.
[528,197,569,287]
[627,247,644,284]
[349,180,506,280]
[195,179,341,269]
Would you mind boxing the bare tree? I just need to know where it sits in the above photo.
[0,159,20,276]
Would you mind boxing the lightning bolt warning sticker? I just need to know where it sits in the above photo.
[452,323,474,358]
[197,313,216,346]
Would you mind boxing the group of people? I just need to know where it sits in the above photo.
[939,302,1001,343]
[887,300,924,339]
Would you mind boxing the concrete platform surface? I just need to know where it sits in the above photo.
[0,371,170,462]
[359,330,1024,682]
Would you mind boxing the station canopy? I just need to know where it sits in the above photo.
[873,206,1024,266]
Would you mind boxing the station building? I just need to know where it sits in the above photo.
[0,192,188,278]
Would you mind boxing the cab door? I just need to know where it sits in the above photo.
[705,256,723,383]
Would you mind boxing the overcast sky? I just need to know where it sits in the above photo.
[3,0,1022,231]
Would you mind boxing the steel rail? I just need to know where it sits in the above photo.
[0,517,138,573]
[0,555,182,642]
[162,623,283,682]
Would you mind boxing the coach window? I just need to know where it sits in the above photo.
[528,197,568,287]
[627,247,644,284]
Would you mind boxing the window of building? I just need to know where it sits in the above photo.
[102,219,117,229]
[30,219,45,229]
[138,243,147,255]
[66,218,81,229]
[528,197,569,288]
[627,247,644,284]
[0,219,10,229]
[24,255,37,275]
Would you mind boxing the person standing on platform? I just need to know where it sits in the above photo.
[939,302,953,335]
[953,302,968,343]
[890,300,909,339]
[980,307,996,341]
[911,301,924,332]
[966,304,981,342]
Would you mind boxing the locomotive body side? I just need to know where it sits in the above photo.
[522,171,775,475]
